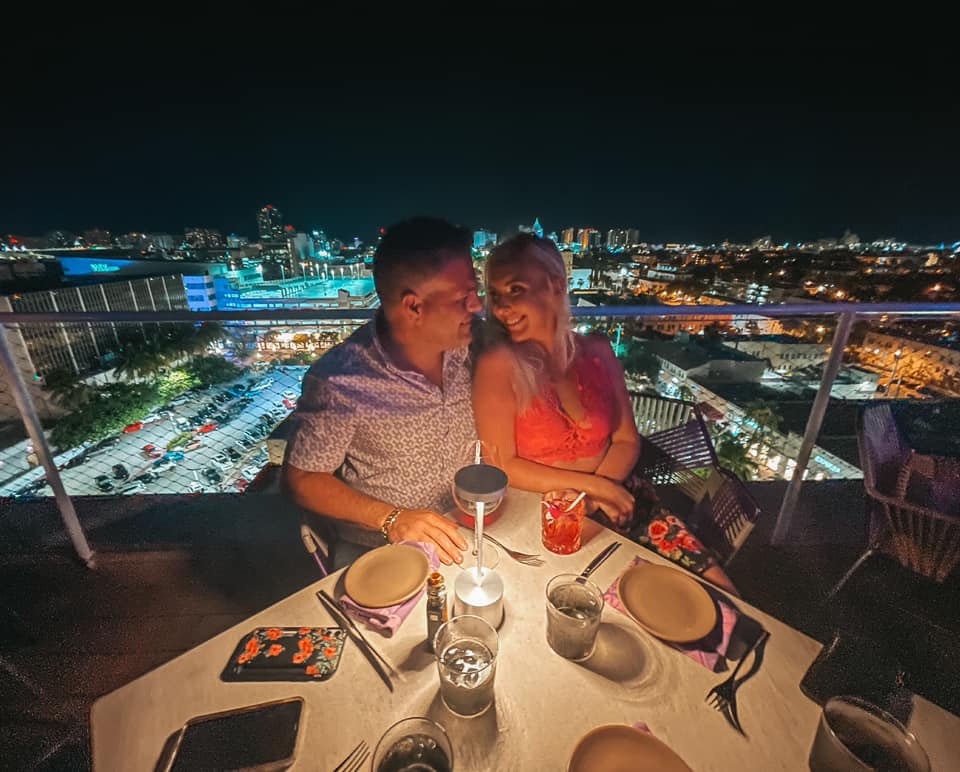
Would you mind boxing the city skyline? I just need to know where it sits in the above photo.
[3,18,957,245]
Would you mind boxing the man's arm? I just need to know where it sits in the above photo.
[284,464,466,565]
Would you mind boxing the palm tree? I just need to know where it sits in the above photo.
[742,400,782,454]
[113,333,168,381]
[43,368,95,410]
[715,435,759,481]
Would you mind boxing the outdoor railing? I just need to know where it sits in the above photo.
[1,300,959,567]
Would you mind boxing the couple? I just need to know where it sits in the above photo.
[284,217,735,594]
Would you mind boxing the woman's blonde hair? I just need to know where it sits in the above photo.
[484,234,576,410]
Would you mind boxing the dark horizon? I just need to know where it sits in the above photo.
[3,16,957,246]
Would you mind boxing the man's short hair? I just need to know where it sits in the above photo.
[373,217,472,307]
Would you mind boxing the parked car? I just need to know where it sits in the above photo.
[134,471,160,484]
[282,390,299,400]
[170,395,190,406]
[184,438,203,452]
[202,467,222,484]
[226,447,242,462]
[122,422,144,433]
[163,451,185,462]
[197,422,219,434]
[120,480,145,494]
[112,464,129,480]
[214,393,231,404]
[237,437,254,449]
[95,475,114,492]
[228,384,247,396]
[61,453,88,470]
[142,444,163,459]
[282,397,297,410]
[173,417,191,431]
[188,481,204,493]
[87,436,121,456]
[234,477,250,491]
[241,465,261,481]
[152,459,175,473]
[212,453,231,470]
[270,408,287,419]
[141,413,163,425]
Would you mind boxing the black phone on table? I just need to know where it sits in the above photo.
[156,696,304,772]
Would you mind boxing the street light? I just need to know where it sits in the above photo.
[888,349,904,398]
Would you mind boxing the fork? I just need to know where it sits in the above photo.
[332,740,370,772]
[705,630,770,731]
[482,533,544,566]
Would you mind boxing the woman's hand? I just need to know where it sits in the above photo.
[586,476,634,526]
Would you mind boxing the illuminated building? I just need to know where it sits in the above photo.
[257,205,284,241]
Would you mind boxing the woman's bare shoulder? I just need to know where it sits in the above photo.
[474,343,515,376]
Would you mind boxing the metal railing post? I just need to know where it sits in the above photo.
[771,311,856,545]
[0,322,96,568]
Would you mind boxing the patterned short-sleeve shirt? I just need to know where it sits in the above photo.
[286,317,476,515]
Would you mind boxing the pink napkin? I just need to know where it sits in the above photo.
[339,541,440,638]
[604,555,738,672]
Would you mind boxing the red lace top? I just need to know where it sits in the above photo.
[515,348,616,464]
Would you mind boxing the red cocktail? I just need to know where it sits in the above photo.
[541,489,588,554]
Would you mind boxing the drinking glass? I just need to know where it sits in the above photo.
[545,574,604,661]
[808,696,930,772]
[541,488,588,554]
[434,615,498,718]
[372,717,453,772]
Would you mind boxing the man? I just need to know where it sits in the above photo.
[284,217,480,565]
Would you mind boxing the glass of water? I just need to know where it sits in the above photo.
[545,574,604,661]
[372,717,453,772]
[808,696,930,772]
[434,614,499,718]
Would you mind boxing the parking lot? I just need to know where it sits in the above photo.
[1,366,308,499]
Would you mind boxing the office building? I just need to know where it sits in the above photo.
[257,205,284,241]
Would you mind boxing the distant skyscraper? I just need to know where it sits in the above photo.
[473,229,497,249]
[561,227,576,245]
[588,229,603,250]
[533,218,544,238]
[257,205,284,241]
[606,229,628,250]
[752,235,773,250]
[626,228,640,246]
[185,228,225,249]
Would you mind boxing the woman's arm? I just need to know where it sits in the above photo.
[472,347,634,517]
[589,336,642,483]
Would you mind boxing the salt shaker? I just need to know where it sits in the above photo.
[426,572,448,652]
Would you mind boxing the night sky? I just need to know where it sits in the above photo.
[3,15,957,245]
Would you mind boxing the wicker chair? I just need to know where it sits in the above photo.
[628,393,762,566]
[828,404,960,596]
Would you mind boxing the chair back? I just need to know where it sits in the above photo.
[629,392,761,565]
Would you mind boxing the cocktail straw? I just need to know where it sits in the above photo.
[474,440,482,465]
[474,500,485,581]
[565,491,587,512]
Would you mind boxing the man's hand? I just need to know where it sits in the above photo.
[388,509,467,565]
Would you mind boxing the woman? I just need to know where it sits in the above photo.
[473,234,737,595]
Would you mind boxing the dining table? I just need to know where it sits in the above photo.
[90,489,960,771]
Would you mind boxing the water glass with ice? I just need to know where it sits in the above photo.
[434,615,499,718]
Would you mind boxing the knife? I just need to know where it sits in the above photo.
[578,542,621,582]
[316,590,395,692]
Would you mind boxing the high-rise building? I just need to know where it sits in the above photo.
[625,229,641,246]
[589,230,603,250]
[257,205,284,241]
[533,218,544,238]
[82,229,113,247]
[606,229,629,250]
[184,228,225,249]
[473,229,497,250]
[561,227,577,245]
[0,274,190,420]
[226,234,249,248]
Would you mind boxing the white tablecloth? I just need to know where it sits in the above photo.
[91,489,960,770]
